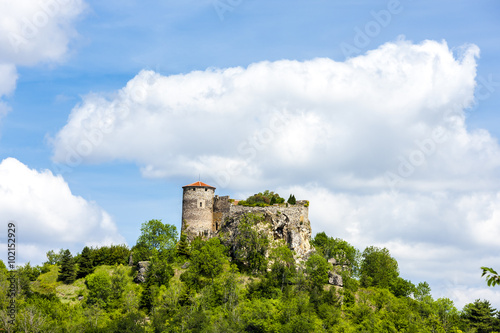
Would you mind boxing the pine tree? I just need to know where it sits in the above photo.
[177,233,190,259]
[287,194,296,205]
[58,249,76,284]
[77,246,94,279]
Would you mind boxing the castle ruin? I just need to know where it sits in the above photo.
[181,181,312,257]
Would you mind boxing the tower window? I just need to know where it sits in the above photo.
[200,202,202,208]
[193,188,195,191]
[205,188,207,191]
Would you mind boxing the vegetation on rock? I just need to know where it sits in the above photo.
[2,217,500,332]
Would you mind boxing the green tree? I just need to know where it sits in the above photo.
[58,249,76,284]
[287,194,296,205]
[433,298,460,331]
[77,246,94,279]
[360,246,399,289]
[461,299,500,333]
[176,233,190,260]
[109,265,129,310]
[305,253,330,291]
[311,232,360,275]
[269,244,296,292]
[232,214,269,274]
[239,191,285,207]
[45,249,65,265]
[86,270,112,308]
[191,238,228,283]
[133,219,178,262]
[414,281,432,301]
[390,277,415,297]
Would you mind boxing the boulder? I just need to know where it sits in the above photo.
[134,261,150,283]
[328,271,343,287]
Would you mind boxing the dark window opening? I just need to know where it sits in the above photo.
[200,202,202,208]
[205,188,207,191]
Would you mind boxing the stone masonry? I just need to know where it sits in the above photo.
[181,181,312,258]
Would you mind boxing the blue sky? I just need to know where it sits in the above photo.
[1,0,499,309]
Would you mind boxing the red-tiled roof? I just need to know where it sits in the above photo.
[182,181,216,189]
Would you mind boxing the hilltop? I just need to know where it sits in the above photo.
[2,210,500,332]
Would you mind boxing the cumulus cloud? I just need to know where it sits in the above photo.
[51,39,499,191]
[0,157,125,265]
[0,0,87,66]
[51,39,500,308]
[0,0,87,122]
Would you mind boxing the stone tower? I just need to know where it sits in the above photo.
[181,181,216,239]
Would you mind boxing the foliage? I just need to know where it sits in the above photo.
[360,246,399,290]
[44,248,65,265]
[414,281,432,301]
[58,249,76,284]
[176,232,190,260]
[181,237,229,291]
[17,262,43,282]
[231,213,270,274]
[91,244,130,267]
[238,190,285,206]
[140,252,175,311]
[269,244,296,292]
[312,231,360,276]
[76,246,94,279]
[133,219,178,262]
[85,270,112,308]
[305,253,330,291]
[17,228,500,332]
[287,194,296,205]
[461,299,500,332]
[73,244,130,271]
[481,266,500,287]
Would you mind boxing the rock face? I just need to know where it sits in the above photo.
[134,261,150,283]
[216,201,312,259]
[179,181,313,259]
[328,271,343,287]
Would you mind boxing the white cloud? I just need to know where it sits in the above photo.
[51,39,500,308]
[0,0,87,122]
[51,39,499,191]
[0,0,87,66]
[0,157,125,265]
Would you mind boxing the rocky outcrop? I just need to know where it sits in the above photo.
[217,202,312,259]
[134,261,150,283]
[328,271,343,287]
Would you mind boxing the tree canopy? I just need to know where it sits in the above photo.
[133,219,178,261]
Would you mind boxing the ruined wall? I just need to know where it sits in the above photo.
[213,195,231,231]
[218,200,312,258]
[182,186,215,239]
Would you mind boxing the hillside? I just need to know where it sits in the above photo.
[0,217,499,332]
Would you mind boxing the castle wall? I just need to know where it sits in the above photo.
[213,195,231,231]
[182,186,215,239]
[181,183,312,257]
[221,200,312,258]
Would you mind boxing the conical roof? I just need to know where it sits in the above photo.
[182,181,216,189]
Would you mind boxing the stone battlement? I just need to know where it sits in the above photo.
[182,182,312,257]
